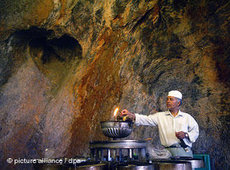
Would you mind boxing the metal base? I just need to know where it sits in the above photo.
[90,140,147,162]
[90,140,147,149]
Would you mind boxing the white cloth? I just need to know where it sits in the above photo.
[135,110,199,147]
[168,90,182,99]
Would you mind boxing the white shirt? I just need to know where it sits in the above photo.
[135,110,199,147]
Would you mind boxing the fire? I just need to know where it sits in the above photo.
[113,107,119,117]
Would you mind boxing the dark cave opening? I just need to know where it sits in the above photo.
[0,26,83,88]
[13,27,82,64]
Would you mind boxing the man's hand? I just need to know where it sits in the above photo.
[120,109,136,122]
[175,131,188,139]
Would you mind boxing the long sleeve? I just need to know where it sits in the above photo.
[187,116,199,143]
[135,113,159,126]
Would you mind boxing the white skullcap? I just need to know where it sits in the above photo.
[168,90,182,99]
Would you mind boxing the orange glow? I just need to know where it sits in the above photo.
[113,107,119,117]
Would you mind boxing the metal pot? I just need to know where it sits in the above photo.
[172,158,204,169]
[64,161,107,170]
[75,163,107,170]
[153,160,192,170]
[115,162,155,170]
[100,121,133,138]
[116,164,155,170]
[33,163,63,170]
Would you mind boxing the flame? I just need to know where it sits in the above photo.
[113,107,119,117]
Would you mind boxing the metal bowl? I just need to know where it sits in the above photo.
[153,161,192,170]
[100,121,133,138]
[171,158,204,168]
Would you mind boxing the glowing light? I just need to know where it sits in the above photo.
[113,107,119,117]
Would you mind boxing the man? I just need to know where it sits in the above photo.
[121,90,199,158]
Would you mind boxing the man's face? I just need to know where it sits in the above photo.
[166,96,180,110]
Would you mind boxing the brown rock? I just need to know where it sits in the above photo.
[0,0,229,169]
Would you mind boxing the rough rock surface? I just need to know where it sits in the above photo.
[0,0,230,169]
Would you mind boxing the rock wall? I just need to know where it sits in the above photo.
[0,0,229,169]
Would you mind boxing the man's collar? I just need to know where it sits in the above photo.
[165,110,183,117]
[165,110,171,115]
